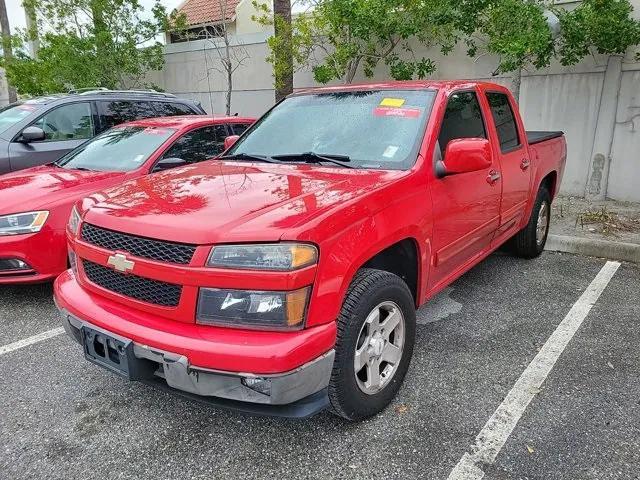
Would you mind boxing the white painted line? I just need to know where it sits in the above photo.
[447,260,621,480]
[0,327,65,356]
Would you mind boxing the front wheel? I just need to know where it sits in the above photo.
[510,186,551,258]
[328,268,416,421]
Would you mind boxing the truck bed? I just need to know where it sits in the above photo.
[526,131,564,145]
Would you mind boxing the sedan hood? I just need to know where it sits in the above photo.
[0,166,124,215]
[83,161,406,244]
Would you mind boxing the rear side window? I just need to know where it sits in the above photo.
[231,123,250,135]
[153,102,197,116]
[486,92,520,152]
[161,125,228,164]
[32,102,94,141]
[438,91,486,152]
[98,101,157,131]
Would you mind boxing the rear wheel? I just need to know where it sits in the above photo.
[510,186,551,258]
[328,268,416,421]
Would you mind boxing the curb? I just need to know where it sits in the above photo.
[545,234,640,264]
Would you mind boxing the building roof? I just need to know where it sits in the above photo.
[177,0,242,26]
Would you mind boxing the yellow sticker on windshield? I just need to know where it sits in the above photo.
[380,98,406,107]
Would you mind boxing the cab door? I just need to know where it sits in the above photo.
[482,90,532,240]
[429,89,502,290]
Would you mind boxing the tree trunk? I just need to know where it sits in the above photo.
[273,0,293,102]
[24,1,39,58]
[0,0,17,102]
[511,67,522,104]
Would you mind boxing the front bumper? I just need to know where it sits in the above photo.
[58,308,335,417]
[0,229,66,284]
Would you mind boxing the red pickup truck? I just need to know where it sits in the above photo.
[54,81,566,420]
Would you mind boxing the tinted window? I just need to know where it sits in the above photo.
[0,103,42,134]
[231,123,249,135]
[153,102,197,116]
[99,101,157,131]
[438,91,485,152]
[229,90,436,170]
[161,125,228,164]
[32,102,93,141]
[56,126,176,172]
[486,92,520,151]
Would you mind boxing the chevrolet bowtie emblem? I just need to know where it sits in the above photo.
[107,253,135,273]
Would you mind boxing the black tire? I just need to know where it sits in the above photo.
[328,268,416,421]
[510,186,551,258]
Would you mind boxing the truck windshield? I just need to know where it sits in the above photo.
[228,89,436,170]
[55,126,176,172]
[0,103,42,134]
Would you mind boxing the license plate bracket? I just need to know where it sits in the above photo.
[81,325,155,380]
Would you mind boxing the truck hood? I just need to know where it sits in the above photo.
[0,165,124,215]
[83,161,406,244]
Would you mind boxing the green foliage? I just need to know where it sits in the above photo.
[556,0,640,65]
[2,0,186,95]
[255,0,455,84]
[455,0,554,74]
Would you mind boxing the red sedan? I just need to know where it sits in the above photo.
[0,115,254,284]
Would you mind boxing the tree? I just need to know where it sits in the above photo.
[452,0,640,102]
[257,0,457,85]
[194,0,250,115]
[556,0,640,65]
[0,0,17,102]
[273,0,294,101]
[3,0,186,95]
[453,0,554,102]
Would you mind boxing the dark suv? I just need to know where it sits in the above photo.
[0,89,206,174]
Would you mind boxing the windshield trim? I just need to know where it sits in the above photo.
[227,88,437,171]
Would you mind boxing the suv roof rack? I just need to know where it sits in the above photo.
[68,87,109,94]
[76,89,177,99]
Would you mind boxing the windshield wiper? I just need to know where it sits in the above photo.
[219,153,280,164]
[271,152,353,169]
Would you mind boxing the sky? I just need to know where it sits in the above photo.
[5,0,184,34]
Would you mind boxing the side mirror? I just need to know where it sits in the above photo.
[20,126,46,143]
[152,157,187,173]
[436,138,492,178]
[224,135,240,150]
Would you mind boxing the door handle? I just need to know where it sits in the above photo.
[486,170,501,185]
[520,158,530,170]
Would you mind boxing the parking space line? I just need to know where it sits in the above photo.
[0,327,65,356]
[447,260,621,480]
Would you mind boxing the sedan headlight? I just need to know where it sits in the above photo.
[197,286,310,330]
[208,243,318,271]
[68,206,81,236]
[0,211,49,236]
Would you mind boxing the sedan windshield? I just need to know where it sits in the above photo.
[0,103,41,135]
[56,126,176,172]
[228,89,436,170]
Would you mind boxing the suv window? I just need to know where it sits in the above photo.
[231,123,249,135]
[486,92,520,152]
[161,125,228,164]
[98,101,157,131]
[153,102,197,116]
[32,102,94,141]
[438,91,486,153]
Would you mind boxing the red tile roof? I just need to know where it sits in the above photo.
[177,0,242,26]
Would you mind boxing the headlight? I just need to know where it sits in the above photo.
[208,243,318,271]
[68,206,81,236]
[196,286,310,330]
[0,211,49,236]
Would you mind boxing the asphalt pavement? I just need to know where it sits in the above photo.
[1,252,638,480]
